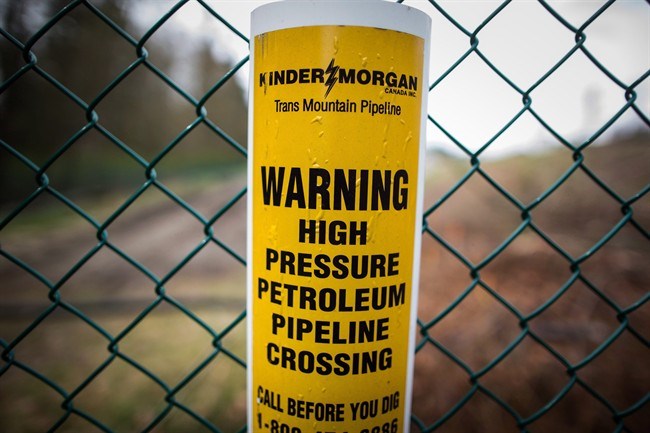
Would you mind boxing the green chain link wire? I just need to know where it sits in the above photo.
[415,0,648,431]
[1,0,648,432]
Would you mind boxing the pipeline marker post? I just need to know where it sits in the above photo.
[247,2,431,432]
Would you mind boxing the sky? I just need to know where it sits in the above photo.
[131,0,649,158]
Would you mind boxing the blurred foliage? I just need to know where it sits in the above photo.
[0,0,247,207]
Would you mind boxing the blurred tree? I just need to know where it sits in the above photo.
[0,0,247,207]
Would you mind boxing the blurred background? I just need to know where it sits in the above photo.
[0,0,648,432]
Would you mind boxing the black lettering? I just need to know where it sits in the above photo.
[372,70,385,86]
[377,318,389,341]
[316,352,333,375]
[270,280,282,305]
[261,167,409,211]
[285,167,306,208]
[284,283,298,307]
[388,253,400,276]
[371,254,386,277]
[332,255,349,279]
[312,68,324,83]
[297,253,312,277]
[358,170,369,210]
[358,320,374,343]
[371,170,391,210]
[298,219,317,243]
[265,248,278,270]
[393,170,408,210]
[315,320,329,344]
[351,255,369,279]
[371,285,387,310]
[355,288,370,311]
[271,313,285,335]
[308,168,331,210]
[334,353,350,375]
[333,169,356,210]
[390,282,406,306]
[298,351,314,373]
[280,250,295,274]
[286,69,297,84]
[268,345,393,375]
[300,286,317,310]
[357,69,371,85]
[329,220,346,245]
[314,254,330,278]
[409,75,418,90]
[258,277,269,298]
[281,346,296,370]
[386,72,397,87]
[349,221,367,246]
[296,318,313,341]
[261,166,284,206]
[339,68,355,84]
[272,70,285,85]
[319,288,337,312]
[267,342,279,365]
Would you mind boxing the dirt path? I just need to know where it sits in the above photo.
[0,175,248,307]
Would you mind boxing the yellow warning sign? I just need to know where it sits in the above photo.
[250,25,425,433]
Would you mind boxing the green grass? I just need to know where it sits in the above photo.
[0,307,247,433]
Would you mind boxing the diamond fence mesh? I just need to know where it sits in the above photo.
[0,1,648,432]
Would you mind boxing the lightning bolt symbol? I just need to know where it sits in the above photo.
[324,59,339,98]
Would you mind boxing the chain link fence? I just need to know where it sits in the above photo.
[1,0,648,432]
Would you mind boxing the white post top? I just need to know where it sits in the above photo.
[251,0,431,39]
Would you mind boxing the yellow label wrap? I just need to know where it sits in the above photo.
[250,25,425,433]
